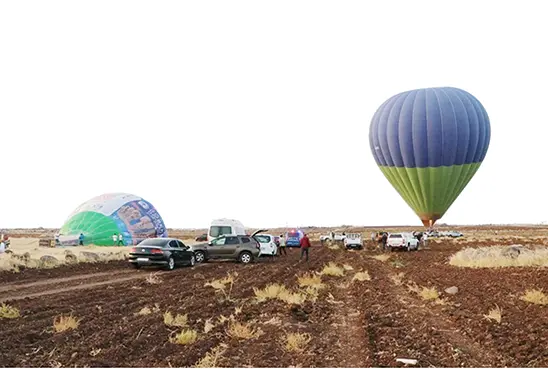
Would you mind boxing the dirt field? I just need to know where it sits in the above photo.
[0,229,547,367]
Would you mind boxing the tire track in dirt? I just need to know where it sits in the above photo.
[0,264,209,303]
[0,270,135,293]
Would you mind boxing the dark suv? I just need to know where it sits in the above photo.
[190,229,265,264]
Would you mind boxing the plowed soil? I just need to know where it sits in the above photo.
[0,238,547,368]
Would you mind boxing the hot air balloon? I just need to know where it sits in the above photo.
[369,87,491,227]
[60,193,168,246]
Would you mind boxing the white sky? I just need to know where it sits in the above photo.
[1,1,547,230]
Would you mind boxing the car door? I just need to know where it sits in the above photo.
[208,236,227,259]
[176,240,191,263]
[223,236,240,257]
[168,240,181,264]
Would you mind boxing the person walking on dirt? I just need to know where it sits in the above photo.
[79,233,84,246]
[112,233,118,246]
[299,232,311,262]
[278,234,287,256]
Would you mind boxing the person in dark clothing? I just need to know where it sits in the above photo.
[381,232,388,251]
[299,233,311,262]
[79,233,84,246]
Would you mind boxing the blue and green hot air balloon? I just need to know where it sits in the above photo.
[60,193,168,246]
[369,87,491,227]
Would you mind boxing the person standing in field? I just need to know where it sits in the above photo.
[112,233,118,246]
[422,232,429,248]
[299,232,311,262]
[278,234,287,256]
[79,233,84,246]
[117,233,124,246]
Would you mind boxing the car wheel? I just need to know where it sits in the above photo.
[189,255,196,267]
[194,251,206,263]
[239,251,252,264]
[166,256,175,271]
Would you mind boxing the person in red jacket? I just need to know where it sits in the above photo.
[299,233,311,262]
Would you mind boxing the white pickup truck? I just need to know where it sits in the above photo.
[320,232,346,245]
[343,233,363,250]
[386,232,419,251]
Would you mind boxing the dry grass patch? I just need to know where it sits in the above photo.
[205,272,237,301]
[484,304,502,323]
[343,264,354,271]
[371,254,391,262]
[390,272,405,285]
[145,272,162,284]
[0,303,20,319]
[407,283,440,301]
[320,262,345,277]
[449,245,548,268]
[284,332,312,353]
[53,314,80,333]
[135,304,160,316]
[169,329,198,345]
[254,283,288,303]
[277,289,308,305]
[297,273,325,290]
[203,318,215,333]
[352,271,371,282]
[520,289,548,305]
[164,311,188,327]
[226,321,261,340]
[194,343,228,367]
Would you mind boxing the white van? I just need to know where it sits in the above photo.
[208,219,246,241]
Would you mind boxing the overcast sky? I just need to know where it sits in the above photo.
[1,1,546,230]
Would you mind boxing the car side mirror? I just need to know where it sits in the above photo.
[207,241,212,246]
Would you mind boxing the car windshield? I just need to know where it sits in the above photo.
[139,239,169,247]
[255,235,270,243]
[210,226,232,238]
[389,234,402,238]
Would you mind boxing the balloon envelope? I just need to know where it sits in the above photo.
[60,193,168,246]
[369,87,491,227]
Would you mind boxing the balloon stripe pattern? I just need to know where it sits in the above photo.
[369,87,491,227]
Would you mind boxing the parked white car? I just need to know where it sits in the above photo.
[343,233,363,250]
[320,232,346,244]
[254,233,278,256]
[386,232,419,251]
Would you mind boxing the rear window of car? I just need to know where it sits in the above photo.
[389,234,402,238]
[255,235,271,243]
[287,232,299,238]
[241,237,251,243]
[139,239,169,246]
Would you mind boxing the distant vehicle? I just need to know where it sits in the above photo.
[426,230,440,238]
[208,218,246,241]
[128,238,196,270]
[254,233,278,256]
[285,229,304,247]
[320,232,346,245]
[386,232,419,252]
[191,229,264,264]
[343,233,362,250]
[446,230,463,238]
[195,233,208,242]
